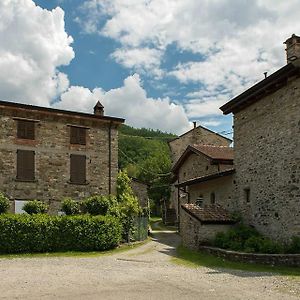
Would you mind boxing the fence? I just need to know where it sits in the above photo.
[133,216,149,241]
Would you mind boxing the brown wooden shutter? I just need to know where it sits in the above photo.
[70,154,86,184]
[17,120,35,140]
[70,127,86,145]
[17,150,35,181]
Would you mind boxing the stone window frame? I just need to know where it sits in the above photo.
[16,150,36,182]
[14,117,39,140]
[69,154,88,185]
[69,125,88,145]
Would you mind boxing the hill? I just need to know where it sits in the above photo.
[118,124,177,212]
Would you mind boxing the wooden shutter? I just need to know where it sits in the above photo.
[70,154,86,184]
[17,120,35,140]
[17,150,35,181]
[70,127,86,145]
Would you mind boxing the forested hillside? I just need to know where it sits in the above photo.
[118,124,177,212]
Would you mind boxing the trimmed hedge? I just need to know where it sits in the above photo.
[0,214,122,254]
[23,200,48,215]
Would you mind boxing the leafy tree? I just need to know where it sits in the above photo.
[0,192,10,214]
[116,170,140,242]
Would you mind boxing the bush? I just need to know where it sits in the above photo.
[23,200,48,215]
[286,236,300,254]
[0,193,10,214]
[82,195,111,216]
[0,214,122,253]
[61,198,80,215]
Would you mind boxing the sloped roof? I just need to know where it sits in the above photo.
[176,169,235,187]
[168,125,232,143]
[171,144,234,173]
[220,61,300,115]
[181,203,235,224]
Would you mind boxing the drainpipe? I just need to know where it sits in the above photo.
[108,121,112,194]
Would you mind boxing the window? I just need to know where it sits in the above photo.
[70,154,86,184]
[196,195,203,207]
[70,126,86,145]
[16,150,35,181]
[210,192,216,205]
[244,188,250,203]
[17,120,35,140]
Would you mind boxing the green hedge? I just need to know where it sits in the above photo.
[0,214,122,254]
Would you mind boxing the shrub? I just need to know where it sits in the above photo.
[82,195,111,216]
[23,200,48,215]
[286,236,300,254]
[61,198,80,215]
[0,214,122,253]
[0,192,10,214]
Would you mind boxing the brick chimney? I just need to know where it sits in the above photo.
[284,34,300,63]
[93,101,104,116]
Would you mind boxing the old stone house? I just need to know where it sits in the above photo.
[219,34,300,242]
[0,100,124,214]
[167,124,231,224]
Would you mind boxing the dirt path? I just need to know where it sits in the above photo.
[0,227,299,300]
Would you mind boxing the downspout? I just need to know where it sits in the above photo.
[108,121,112,194]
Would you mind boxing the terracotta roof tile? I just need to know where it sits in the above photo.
[192,144,234,161]
[181,203,235,224]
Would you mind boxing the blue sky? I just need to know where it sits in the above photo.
[0,0,299,135]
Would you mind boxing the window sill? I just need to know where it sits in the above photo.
[67,181,89,186]
[15,179,37,183]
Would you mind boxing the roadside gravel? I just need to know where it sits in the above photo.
[0,228,299,299]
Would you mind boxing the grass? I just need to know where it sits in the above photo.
[149,216,177,231]
[0,238,150,259]
[172,245,300,277]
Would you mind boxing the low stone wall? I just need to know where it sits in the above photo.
[200,246,300,267]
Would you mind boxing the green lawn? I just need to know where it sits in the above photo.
[0,239,150,259]
[173,245,300,277]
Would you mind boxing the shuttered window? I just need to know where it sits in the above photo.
[70,154,86,184]
[17,120,35,140]
[17,150,35,181]
[70,126,86,145]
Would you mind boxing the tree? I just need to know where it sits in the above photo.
[116,170,140,242]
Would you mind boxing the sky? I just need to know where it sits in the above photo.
[0,0,299,135]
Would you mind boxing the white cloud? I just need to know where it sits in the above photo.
[79,0,300,117]
[55,74,191,134]
[0,0,74,106]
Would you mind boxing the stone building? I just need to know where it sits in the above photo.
[130,177,149,208]
[167,124,231,224]
[220,34,300,242]
[0,100,124,214]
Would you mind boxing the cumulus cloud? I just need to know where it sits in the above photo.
[79,0,300,119]
[0,0,74,106]
[55,74,191,134]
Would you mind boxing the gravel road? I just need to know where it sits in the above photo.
[0,227,299,300]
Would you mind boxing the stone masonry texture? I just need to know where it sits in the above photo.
[233,77,300,242]
[0,105,121,214]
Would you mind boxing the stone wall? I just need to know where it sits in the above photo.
[200,246,300,267]
[180,207,232,250]
[187,175,235,211]
[130,179,148,208]
[169,126,231,164]
[0,106,120,214]
[233,77,300,242]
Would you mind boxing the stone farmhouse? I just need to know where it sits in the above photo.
[178,34,300,249]
[220,34,300,242]
[130,177,149,209]
[166,123,231,224]
[0,100,124,214]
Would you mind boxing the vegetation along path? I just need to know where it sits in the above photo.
[0,224,299,299]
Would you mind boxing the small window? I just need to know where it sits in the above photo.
[196,195,203,207]
[17,150,35,181]
[70,154,86,184]
[210,192,216,205]
[17,120,35,140]
[244,188,250,203]
[70,126,86,145]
